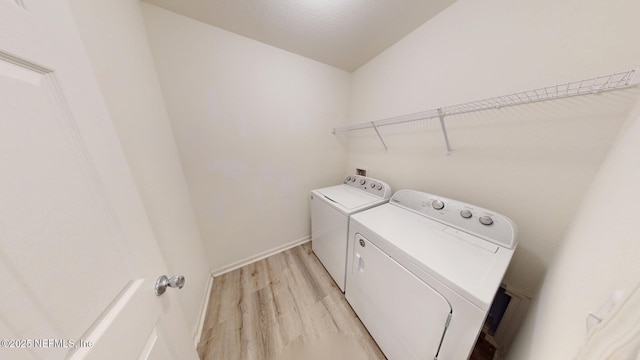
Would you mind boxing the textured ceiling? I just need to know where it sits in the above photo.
[142,0,456,72]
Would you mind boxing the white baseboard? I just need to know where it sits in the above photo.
[212,236,311,277]
[193,274,214,347]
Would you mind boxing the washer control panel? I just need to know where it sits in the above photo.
[343,175,392,199]
[390,189,517,249]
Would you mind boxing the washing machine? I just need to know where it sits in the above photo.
[311,175,391,292]
[345,189,517,360]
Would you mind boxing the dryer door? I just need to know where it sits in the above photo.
[346,234,452,360]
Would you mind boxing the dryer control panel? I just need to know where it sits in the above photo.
[343,175,392,199]
[390,189,517,249]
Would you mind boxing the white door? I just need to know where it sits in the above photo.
[0,1,198,359]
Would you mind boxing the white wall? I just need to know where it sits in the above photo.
[508,99,640,358]
[68,0,210,339]
[140,3,351,272]
[346,0,640,299]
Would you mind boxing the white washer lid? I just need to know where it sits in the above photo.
[316,185,382,210]
[350,204,515,310]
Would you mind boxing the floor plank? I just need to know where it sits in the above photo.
[197,242,386,360]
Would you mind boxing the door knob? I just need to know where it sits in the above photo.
[155,275,185,296]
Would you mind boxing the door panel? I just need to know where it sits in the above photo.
[138,322,176,360]
[0,1,196,359]
[0,55,132,344]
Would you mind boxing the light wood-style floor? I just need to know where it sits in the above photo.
[197,242,386,360]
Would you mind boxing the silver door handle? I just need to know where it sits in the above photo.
[155,275,185,296]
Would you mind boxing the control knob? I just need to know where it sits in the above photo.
[460,209,472,219]
[432,200,445,210]
[370,183,377,189]
[479,216,494,226]
[360,179,366,185]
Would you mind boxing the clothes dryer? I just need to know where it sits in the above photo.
[311,175,391,291]
[346,189,517,359]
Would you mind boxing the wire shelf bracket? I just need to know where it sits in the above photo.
[437,108,452,155]
[333,68,640,154]
[370,121,388,152]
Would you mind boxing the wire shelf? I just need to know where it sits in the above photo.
[333,69,639,153]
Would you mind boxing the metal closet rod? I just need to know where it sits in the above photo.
[333,68,639,154]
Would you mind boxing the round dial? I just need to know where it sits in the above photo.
[479,216,494,226]
[432,199,445,210]
[370,183,377,189]
[460,209,472,219]
[360,179,366,185]
[351,177,356,182]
